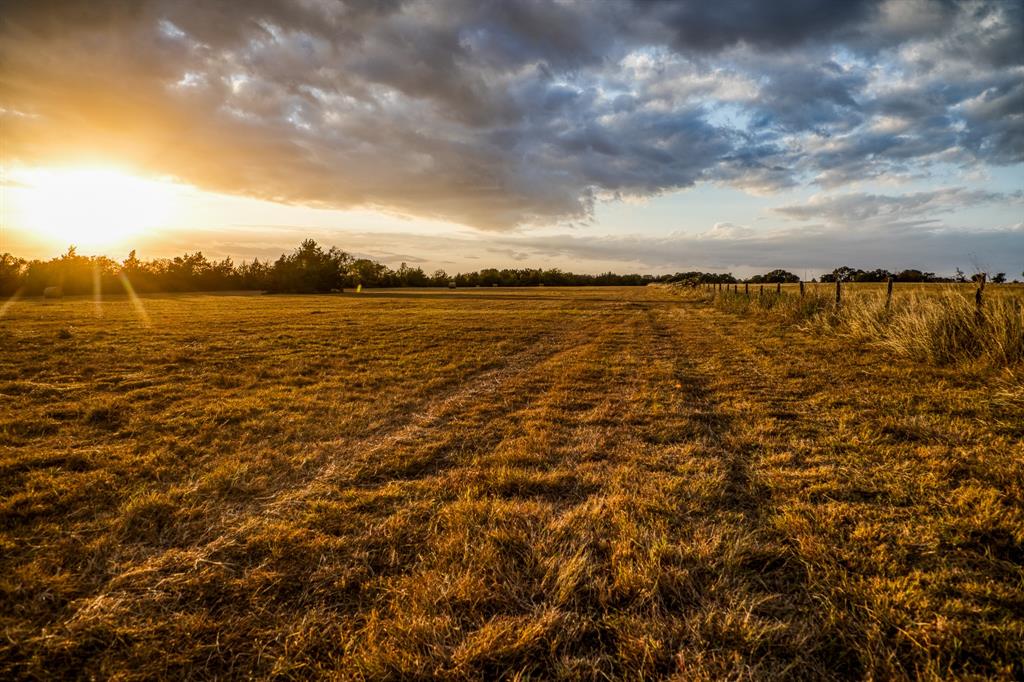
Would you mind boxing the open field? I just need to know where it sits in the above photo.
[2,286,1022,679]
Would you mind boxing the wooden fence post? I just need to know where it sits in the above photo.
[776,282,781,295]
[835,279,841,307]
[744,282,749,298]
[759,284,764,298]
[799,281,804,298]
[886,277,894,309]
[975,273,986,319]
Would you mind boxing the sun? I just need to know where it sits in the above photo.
[11,166,177,251]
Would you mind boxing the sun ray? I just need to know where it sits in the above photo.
[119,273,150,327]
[0,287,25,319]
[93,265,103,318]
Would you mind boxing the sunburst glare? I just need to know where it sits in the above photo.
[10,166,178,251]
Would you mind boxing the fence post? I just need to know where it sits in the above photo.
[744,282,749,298]
[799,280,805,298]
[975,273,986,319]
[835,279,841,307]
[759,284,764,298]
[776,281,781,295]
[886,277,894,309]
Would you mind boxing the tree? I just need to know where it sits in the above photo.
[395,262,429,287]
[852,268,893,282]
[822,266,862,283]
[349,258,390,288]
[0,253,26,296]
[991,272,1006,284]
[238,259,272,290]
[21,246,120,295]
[268,240,351,293]
[166,252,212,290]
[750,269,799,283]
[895,269,926,282]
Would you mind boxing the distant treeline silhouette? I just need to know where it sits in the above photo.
[0,240,661,296]
[0,240,1011,296]
[669,267,1009,286]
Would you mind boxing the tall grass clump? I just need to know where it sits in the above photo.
[697,285,1023,367]
[846,289,1024,367]
[705,287,834,324]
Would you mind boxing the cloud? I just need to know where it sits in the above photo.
[1,0,1021,231]
[774,187,1014,224]
[701,222,756,239]
[639,0,881,52]
[487,224,1024,275]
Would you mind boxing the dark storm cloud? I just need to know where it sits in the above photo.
[639,0,881,52]
[1,0,1021,230]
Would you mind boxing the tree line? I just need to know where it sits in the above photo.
[669,266,1015,286]
[0,240,664,296]
[0,241,1016,297]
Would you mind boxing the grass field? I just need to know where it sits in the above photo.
[2,287,1022,679]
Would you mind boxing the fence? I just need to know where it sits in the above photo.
[696,276,1001,312]
[683,274,1024,367]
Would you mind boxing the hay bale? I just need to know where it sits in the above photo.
[43,286,63,299]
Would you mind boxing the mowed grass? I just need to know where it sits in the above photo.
[1,287,1022,679]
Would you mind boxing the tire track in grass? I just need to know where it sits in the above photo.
[339,305,656,676]
[34,306,615,658]
[638,303,832,678]
[661,300,1024,679]
[351,302,811,678]
[283,312,625,499]
[67,307,623,611]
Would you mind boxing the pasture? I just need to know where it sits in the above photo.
[2,287,1022,679]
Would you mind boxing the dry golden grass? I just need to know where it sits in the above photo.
[699,283,1024,368]
[2,287,1022,679]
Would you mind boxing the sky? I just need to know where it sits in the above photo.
[1,0,1022,277]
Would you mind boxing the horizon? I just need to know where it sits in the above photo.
[2,1,1022,277]
[1,239,1017,282]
